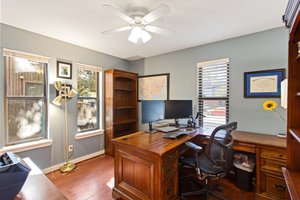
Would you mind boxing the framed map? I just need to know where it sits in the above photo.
[138,73,170,101]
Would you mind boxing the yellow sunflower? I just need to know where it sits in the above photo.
[263,100,277,111]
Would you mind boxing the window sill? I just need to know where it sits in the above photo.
[75,129,104,140]
[0,139,53,154]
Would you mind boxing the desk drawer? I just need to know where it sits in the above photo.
[260,158,285,174]
[163,172,178,200]
[260,171,286,198]
[233,141,256,153]
[162,150,178,180]
[260,148,286,160]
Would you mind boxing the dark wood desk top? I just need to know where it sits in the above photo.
[112,130,199,156]
[16,158,66,200]
[112,129,286,157]
[195,127,286,148]
[231,130,286,148]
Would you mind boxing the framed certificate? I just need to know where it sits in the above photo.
[244,69,286,98]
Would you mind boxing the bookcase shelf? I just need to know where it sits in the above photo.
[289,129,300,143]
[115,106,135,110]
[104,69,138,156]
[282,168,300,200]
[114,119,137,125]
[114,88,135,91]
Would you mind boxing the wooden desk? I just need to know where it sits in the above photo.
[112,131,199,200]
[112,130,287,200]
[16,158,66,200]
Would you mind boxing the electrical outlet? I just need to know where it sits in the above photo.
[68,145,73,152]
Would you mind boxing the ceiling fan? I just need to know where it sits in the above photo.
[102,4,172,44]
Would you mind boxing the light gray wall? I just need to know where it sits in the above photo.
[0,23,288,169]
[131,27,289,135]
[0,23,130,169]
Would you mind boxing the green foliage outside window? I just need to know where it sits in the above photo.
[77,69,97,97]
[77,67,99,132]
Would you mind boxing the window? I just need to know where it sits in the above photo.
[4,49,48,146]
[197,58,229,128]
[77,63,102,132]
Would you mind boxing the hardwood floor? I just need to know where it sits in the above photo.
[47,155,255,200]
[180,176,255,200]
[179,165,255,200]
[47,155,114,200]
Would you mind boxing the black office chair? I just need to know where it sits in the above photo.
[181,121,238,200]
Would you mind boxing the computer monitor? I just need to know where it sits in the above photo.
[164,100,193,127]
[141,100,164,132]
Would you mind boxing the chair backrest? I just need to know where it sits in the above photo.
[205,122,237,171]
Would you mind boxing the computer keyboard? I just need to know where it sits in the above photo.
[163,131,189,139]
[157,126,179,133]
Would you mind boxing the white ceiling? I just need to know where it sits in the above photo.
[1,0,288,61]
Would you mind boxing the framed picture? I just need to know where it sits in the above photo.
[57,84,72,98]
[57,61,72,79]
[138,73,170,101]
[244,68,286,98]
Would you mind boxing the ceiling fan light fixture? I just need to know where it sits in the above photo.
[128,34,137,44]
[103,4,172,44]
[128,26,142,44]
[141,30,151,43]
[128,26,152,44]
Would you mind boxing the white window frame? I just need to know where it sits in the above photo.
[76,63,104,140]
[197,58,230,127]
[2,49,52,151]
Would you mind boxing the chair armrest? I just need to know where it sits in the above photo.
[185,142,203,153]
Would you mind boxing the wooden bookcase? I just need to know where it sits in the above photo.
[104,69,138,156]
[282,1,300,199]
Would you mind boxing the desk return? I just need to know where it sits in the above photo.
[112,131,286,200]
[112,131,199,200]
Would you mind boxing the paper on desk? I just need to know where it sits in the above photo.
[23,157,43,175]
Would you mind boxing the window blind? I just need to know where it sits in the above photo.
[197,58,229,127]
[77,63,102,72]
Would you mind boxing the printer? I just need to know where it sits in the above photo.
[0,152,31,200]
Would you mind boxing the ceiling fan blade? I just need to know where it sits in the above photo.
[102,26,132,35]
[145,25,173,36]
[142,4,171,24]
[102,5,135,24]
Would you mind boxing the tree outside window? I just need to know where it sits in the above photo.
[77,65,101,132]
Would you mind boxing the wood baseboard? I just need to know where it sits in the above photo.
[43,150,105,174]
